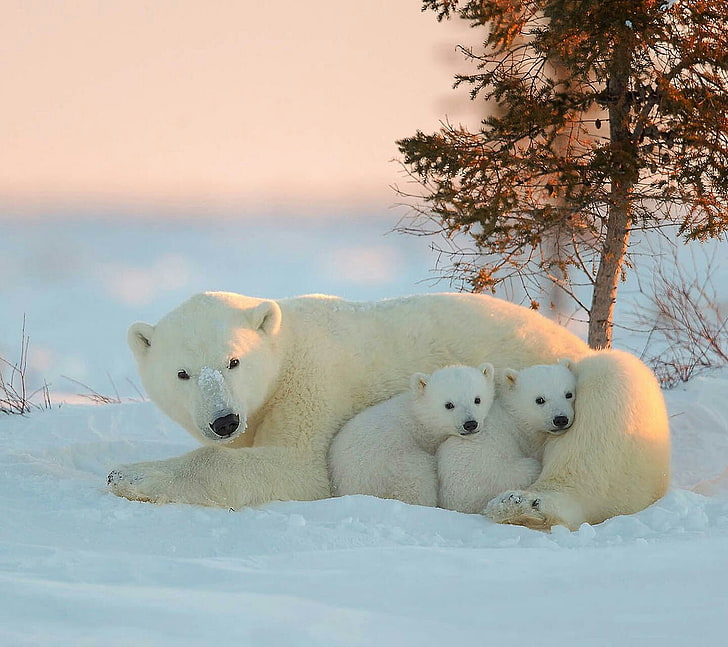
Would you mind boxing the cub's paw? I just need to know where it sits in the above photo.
[484,490,551,531]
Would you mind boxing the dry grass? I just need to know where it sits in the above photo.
[634,244,728,388]
[2,318,145,413]
[1,317,52,414]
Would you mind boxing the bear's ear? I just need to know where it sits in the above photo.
[558,358,573,370]
[502,368,519,390]
[250,301,282,336]
[128,322,155,362]
[410,372,428,394]
[478,362,495,381]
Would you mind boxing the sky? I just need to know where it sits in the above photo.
[1,1,480,218]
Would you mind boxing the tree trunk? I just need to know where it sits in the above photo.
[588,201,631,348]
[588,38,634,350]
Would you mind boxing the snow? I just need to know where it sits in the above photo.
[2,216,728,644]
[197,366,230,411]
[2,393,728,645]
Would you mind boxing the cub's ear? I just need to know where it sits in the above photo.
[250,301,282,335]
[558,358,573,370]
[128,322,155,362]
[410,372,429,394]
[478,362,495,381]
[502,368,519,389]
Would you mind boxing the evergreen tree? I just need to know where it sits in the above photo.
[397,0,728,348]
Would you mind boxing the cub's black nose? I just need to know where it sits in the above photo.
[210,413,240,437]
[553,415,569,428]
[462,419,479,433]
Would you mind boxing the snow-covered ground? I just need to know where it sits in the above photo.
[2,215,728,645]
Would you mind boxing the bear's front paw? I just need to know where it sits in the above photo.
[107,461,175,504]
[484,490,550,531]
[107,468,142,486]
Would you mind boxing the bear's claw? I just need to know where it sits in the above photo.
[107,469,142,486]
[485,490,552,531]
[500,492,523,506]
[107,465,163,503]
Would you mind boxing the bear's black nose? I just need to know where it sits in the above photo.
[210,413,240,438]
[553,415,569,428]
[462,419,479,433]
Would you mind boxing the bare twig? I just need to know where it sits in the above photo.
[61,375,122,405]
[633,243,728,388]
[61,374,145,405]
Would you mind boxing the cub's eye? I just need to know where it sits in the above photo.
[565,392,573,399]
[228,358,240,369]
[474,397,481,405]
[177,370,190,380]
[445,402,455,410]
[535,397,545,405]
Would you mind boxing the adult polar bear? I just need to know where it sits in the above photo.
[109,291,670,531]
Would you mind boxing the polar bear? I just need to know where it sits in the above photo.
[437,362,576,514]
[485,349,670,529]
[329,363,495,507]
[109,291,670,531]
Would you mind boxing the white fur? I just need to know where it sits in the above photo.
[437,362,577,514]
[329,364,495,506]
[485,350,671,530]
[109,291,670,530]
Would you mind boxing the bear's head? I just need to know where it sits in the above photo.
[499,360,576,435]
[409,363,496,444]
[127,292,282,445]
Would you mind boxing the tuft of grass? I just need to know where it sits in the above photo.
[62,375,121,405]
[2,318,145,413]
[62,374,145,406]
[1,317,52,414]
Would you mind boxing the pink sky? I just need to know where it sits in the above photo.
[1,1,480,217]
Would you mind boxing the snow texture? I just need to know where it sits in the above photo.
[1,386,728,646]
[197,366,230,413]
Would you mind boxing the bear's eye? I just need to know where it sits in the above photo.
[228,358,240,369]
[474,397,481,405]
[565,392,573,399]
[177,370,190,381]
[535,396,546,405]
[445,402,455,410]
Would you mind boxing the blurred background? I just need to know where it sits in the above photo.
[5,2,724,405]
[1,1,482,400]
[1,1,481,215]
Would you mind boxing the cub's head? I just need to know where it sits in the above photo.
[500,360,576,435]
[128,292,282,445]
[409,363,495,443]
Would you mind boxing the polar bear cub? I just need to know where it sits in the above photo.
[437,361,576,514]
[328,363,496,507]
